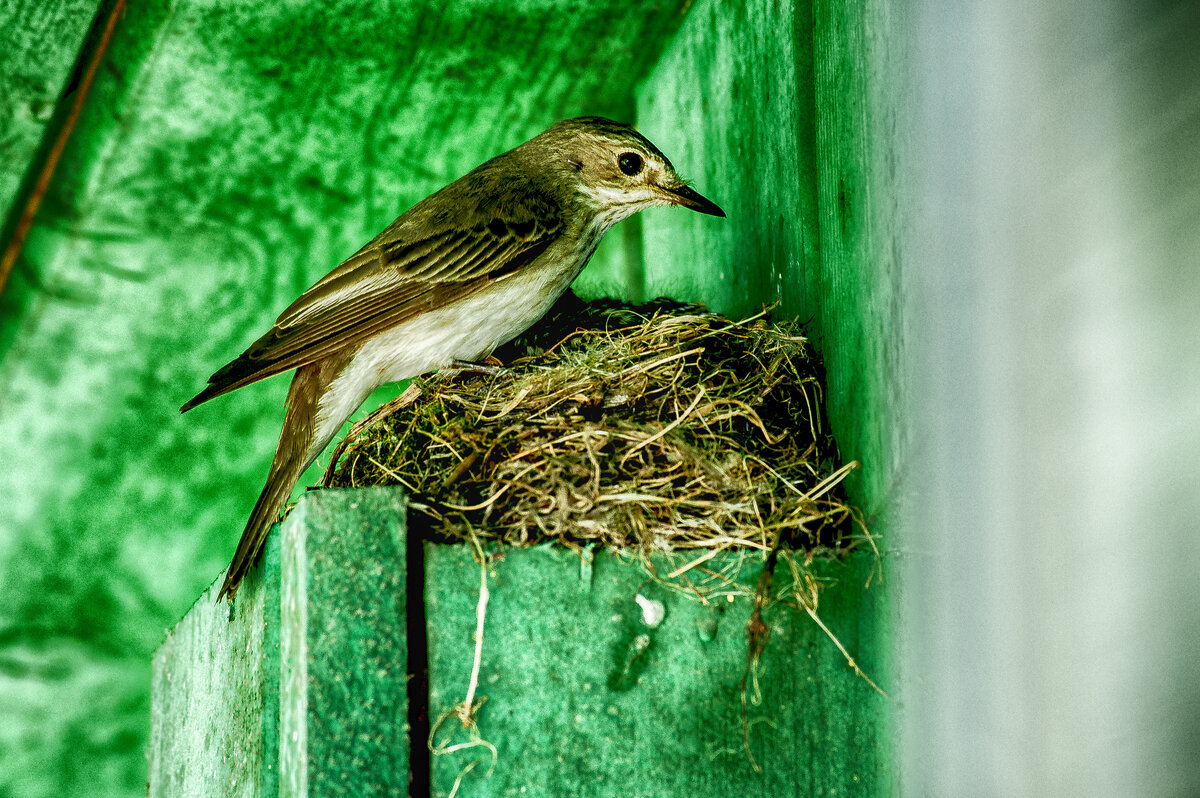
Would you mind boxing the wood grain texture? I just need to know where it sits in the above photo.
[635,0,907,791]
[637,0,909,520]
[638,0,822,321]
[424,544,886,797]
[281,488,410,797]
[149,535,278,798]
[810,0,910,523]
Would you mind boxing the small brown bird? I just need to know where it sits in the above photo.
[182,117,725,600]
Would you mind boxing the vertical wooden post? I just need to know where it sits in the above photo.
[149,487,410,797]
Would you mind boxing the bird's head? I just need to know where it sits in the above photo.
[533,117,725,225]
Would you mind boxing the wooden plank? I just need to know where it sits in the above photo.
[424,544,886,797]
[635,0,901,792]
[638,0,822,321]
[149,534,279,798]
[809,0,910,522]
[149,487,409,797]
[639,0,909,520]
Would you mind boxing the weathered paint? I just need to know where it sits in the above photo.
[425,543,886,797]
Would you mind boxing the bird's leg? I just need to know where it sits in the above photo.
[445,357,505,377]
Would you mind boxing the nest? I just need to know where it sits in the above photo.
[322,294,865,560]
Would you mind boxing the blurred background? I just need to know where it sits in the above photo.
[1,0,1198,796]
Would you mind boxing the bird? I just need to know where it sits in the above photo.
[181,116,725,601]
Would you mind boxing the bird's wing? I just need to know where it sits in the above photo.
[181,194,563,412]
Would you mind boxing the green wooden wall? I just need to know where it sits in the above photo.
[637,0,907,523]
[0,1,905,795]
[636,0,906,789]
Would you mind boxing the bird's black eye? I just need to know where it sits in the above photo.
[618,152,643,176]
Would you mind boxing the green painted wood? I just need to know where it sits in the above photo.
[809,0,910,523]
[424,544,886,797]
[636,0,907,525]
[149,530,281,798]
[637,0,822,321]
[633,0,903,791]
[149,487,409,798]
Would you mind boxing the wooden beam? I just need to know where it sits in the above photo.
[149,487,410,797]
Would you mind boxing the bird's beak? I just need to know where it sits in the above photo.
[660,183,726,218]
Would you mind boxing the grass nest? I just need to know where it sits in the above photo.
[322,293,868,561]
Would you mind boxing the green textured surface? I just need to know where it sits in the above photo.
[809,0,909,521]
[149,529,280,798]
[0,0,101,225]
[149,486,409,798]
[638,0,821,321]
[425,545,885,797]
[0,3,691,796]
[2,0,902,794]
[634,0,902,790]
[636,0,907,520]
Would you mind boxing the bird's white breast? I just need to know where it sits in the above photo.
[311,228,605,454]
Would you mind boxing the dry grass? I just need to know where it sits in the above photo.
[322,296,868,562]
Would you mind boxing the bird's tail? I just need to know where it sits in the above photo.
[217,449,306,601]
[217,358,346,602]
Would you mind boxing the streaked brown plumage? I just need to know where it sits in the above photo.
[182,117,725,601]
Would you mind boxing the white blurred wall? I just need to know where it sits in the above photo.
[901,0,1200,794]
